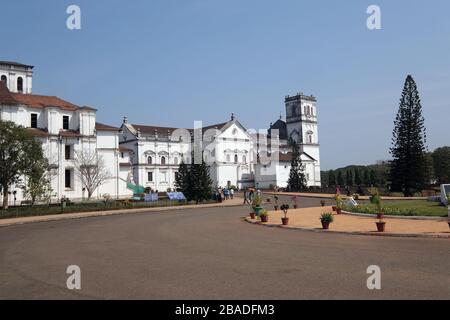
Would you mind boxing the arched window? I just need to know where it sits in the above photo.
[147,156,153,165]
[307,131,314,144]
[1,75,6,84]
[234,155,238,164]
[242,155,246,164]
[17,77,23,92]
[226,155,231,162]
[161,156,166,165]
[174,157,178,165]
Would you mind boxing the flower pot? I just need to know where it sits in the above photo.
[250,212,256,219]
[332,206,337,212]
[320,202,326,207]
[336,208,342,215]
[260,215,269,223]
[281,217,289,226]
[376,221,386,232]
[293,205,298,209]
[321,221,330,230]
[253,206,264,216]
[274,205,279,211]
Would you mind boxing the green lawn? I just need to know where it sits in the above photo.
[345,200,448,217]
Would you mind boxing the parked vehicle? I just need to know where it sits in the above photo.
[440,184,450,205]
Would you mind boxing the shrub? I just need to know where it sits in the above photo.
[320,212,334,223]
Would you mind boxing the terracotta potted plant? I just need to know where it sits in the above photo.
[320,212,334,230]
[291,196,299,209]
[335,194,343,215]
[372,194,386,231]
[274,196,279,211]
[249,212,256,219]
[252,195,263,216]
[320,200,326,207]
[280,204,290,226]
[260,210,269,223]
[376,219,386,232]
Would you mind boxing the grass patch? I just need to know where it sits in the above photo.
[344,200,448,217]
[0,199,216,220]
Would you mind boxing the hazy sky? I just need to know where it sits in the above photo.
[1,0,449,170]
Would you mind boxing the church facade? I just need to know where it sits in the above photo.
[0,60,321,205]
[255,93,321,189]
[119,115,255,191]
[0,61,133,204]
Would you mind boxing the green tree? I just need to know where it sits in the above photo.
[287,143,307,191]
[390,75,428,196]
[0,121,46,210]
[189,160,213,204]
[328,170,336,187]
[355,169,362,186]
[432,146,450,184]
[337,170,345,187]
[174,160,191,199]
[345,169,354,187]
[363,169,371,186]
[21,157,53,205]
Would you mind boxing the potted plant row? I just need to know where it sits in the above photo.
[260,209,269,223]
[280,204,289,226]
[274,196,279,211]
[334,194,343,215]
[252,195,264,216]
[320,213,334,230]
[373,194,386,232]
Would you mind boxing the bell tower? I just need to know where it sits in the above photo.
[0,61,34,94]
[285,92,321,186]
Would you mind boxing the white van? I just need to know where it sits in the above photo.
[440,184,450,205]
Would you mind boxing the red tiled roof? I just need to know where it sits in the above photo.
[26,128,49,137]
[0,81,82,111]
[0,81,18,105]
[0,61,34,69]
[96,122,119,131]
[10,93,79,111]
[119,145,133,152]
[132,122,228,137]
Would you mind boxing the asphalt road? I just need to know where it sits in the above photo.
[0,197,449,300]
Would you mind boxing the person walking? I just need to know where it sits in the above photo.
[243,190,250,205]
[230,188,234,200]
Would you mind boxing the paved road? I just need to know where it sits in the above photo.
[0,197,448,299]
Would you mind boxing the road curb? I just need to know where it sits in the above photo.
[0,203,245,228]
[243,217,450,240]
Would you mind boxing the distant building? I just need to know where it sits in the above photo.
[119,114,255,191]
[0,61,132,204]
[255,93,321,189]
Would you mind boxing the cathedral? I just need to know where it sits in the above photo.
[0,60,321,204]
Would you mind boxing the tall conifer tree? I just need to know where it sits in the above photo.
[287,143,307,191]
[390,75,428,196]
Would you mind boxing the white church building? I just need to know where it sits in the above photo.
[255,93,321,189]
[119,114,255,191]
[0,60,321,204]
[0,61,133,204]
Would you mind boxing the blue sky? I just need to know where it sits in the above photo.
[1,0,449,170]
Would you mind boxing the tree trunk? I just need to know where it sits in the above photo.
[2,187,9,210]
